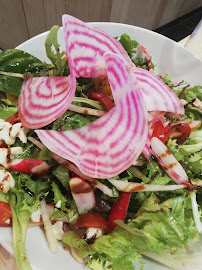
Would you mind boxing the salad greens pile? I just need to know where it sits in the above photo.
[0,23,201,270]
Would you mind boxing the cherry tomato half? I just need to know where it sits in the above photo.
[0,201,12,227]
[152,120,172,143]
[74,213,109,232]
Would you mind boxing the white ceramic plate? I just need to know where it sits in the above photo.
[1,22,202,270]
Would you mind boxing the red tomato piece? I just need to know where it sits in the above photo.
[0,201,12,227]
[152,120,172,143]
[89,92,114,111]
[74,213,109,232]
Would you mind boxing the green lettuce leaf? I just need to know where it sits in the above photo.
[13,138,41,160]
[9,172,50,270]
[118,33,138,57]
[38,146,52,161]
[185,105,202,121]
[86,255,112,270]
[63,229,142,270]
[45,25,69,76]
[0,191,8,203]
[0,49,47,96]
[133,57,153,70]
[162,81,202,121]
[131,194,197,250]
[179,85,202,102]
[52,165,70,187]
[167,133,202,179]
[62,191,197,270]
[141,158,173,185]
[52,110,97,131]
[51,182,78,222]
[0,99,18,120]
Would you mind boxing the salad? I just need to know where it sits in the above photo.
[0,14,202,270]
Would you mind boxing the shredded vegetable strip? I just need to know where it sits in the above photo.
[108,179,186,192]
[40,200,58,253]
[68,104,105,116]
[190,192,202,233]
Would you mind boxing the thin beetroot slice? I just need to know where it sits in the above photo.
[62,15,133,78]
[19,75,76,129]
[134,68,184,115]
[36,53,148,178]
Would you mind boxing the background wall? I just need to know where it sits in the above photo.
[0,0,201,49]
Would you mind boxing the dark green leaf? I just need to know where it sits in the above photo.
[51,182,78,222]
[53,165,70,187]
[45,25,69,76]
[0,49,47,96]
[52,110,97,131]
[0,75,22,96]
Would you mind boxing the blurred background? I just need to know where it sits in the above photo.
[0,0,201,49]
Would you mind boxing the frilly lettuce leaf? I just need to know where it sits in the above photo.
[179,85,202,102]
[167,132,202,179]
[118,33,138,57]
[145,235,202,270]
[141,158,173,185]
[9,172,50,270]
[63,229,143,270]
[86,255,112,270]
[51,182,78,222]
[131,194,197,250]
[63,191,198,269]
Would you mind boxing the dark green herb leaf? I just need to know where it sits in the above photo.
[0,49,47,96]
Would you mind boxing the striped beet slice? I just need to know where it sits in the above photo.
[134,68,184,115]
[36,53,148,178]
[18,75,76,128]
[62,15,133,78]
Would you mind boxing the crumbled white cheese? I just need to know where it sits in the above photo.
[55,200,61,209]
[10,122,27,143]
[31,207,41,223]
[52,221,65,240]
[0,170,15,193]
[4,219,11,224]
[0,147,23,168]
[0,119,27,146]
[85,227,103,240]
